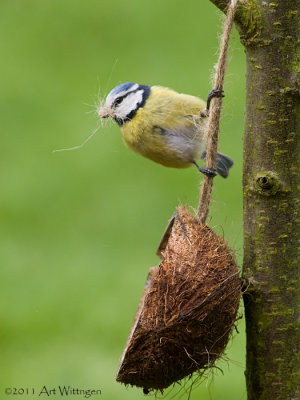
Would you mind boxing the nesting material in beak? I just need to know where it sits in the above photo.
[98,107,113,118]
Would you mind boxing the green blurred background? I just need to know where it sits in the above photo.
[0,1,246,399]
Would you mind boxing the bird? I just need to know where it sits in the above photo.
[98,82,233,178]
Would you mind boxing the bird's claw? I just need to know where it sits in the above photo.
[199,167,217,177]
[206,89,225,111]
[192,160,217,177]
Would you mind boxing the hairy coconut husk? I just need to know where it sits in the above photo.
[117,206,241,392]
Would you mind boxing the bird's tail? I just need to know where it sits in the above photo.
[201,151,234,178]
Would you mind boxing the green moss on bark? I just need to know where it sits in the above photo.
[209,0,300,398]
[242,1,300,398]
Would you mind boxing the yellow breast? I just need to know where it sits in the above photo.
[120,86,207,168]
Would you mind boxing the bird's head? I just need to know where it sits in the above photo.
[98,82,151,126]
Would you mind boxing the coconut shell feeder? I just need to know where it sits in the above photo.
[116,0,241,394]
[117,207,241,392]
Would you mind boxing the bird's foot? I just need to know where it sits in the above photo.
[206,88,224,110]
[193,160,217,177]
[200,89,225,117]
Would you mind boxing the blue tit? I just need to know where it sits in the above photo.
[98,82,233,178]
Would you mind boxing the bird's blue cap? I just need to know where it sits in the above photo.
[108,82,136,96]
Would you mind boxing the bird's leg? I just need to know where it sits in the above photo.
[200,89,225,117]
[192,160,217,177]
[206,89,224,110]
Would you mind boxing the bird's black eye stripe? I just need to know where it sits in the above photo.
[112,96,124,107]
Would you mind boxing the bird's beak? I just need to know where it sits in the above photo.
[98,106,114,119]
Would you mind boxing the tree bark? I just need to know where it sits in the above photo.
[209,1,300,399]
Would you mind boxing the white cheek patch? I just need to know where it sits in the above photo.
[115,90,144,120]
[105,83,139,108]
